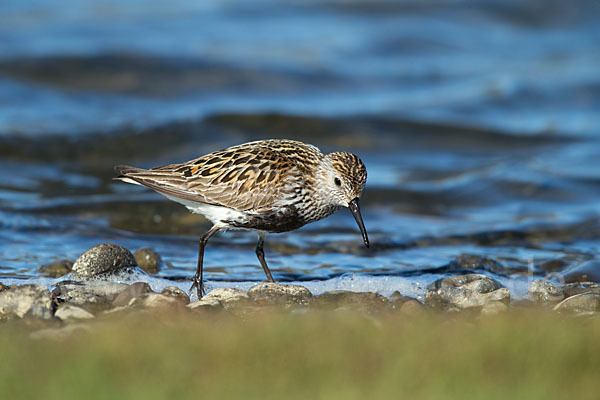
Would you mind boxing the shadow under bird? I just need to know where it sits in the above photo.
[115,139,369,298]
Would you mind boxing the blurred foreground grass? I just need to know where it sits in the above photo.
[1,310,599,400]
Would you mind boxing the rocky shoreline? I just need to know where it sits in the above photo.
[2,243,600,339]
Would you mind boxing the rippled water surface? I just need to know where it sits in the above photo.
[1,0,599,296]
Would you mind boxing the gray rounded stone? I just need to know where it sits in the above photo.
[53,281,129,312]
[203,288,249,308]
[562,282,600,298]
[428,273,501,292]
[54,304,95,320]
[188,298,223,311]
[553,293,600,313]
[72,243,137,279]
[131,293,180,309]
[425,274,510,309]
[0,285,53,319]
[248,283,312,306]
[528,279,564,303]
[161,286,190,305]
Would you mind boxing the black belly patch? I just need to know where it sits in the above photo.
[224,206,306,232]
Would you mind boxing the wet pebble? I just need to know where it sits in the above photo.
[248,283,312,306]
[112,282,152,307]
[72,243,137,279]
[161,286,190,305]
[53,281,129,312]
[203,288,250,308]
[131,293,181,310]
[564,260,600,284]
[0,285,53,320]
[133,248,163,274]
[54,304,95,321]
[38,259,73,278]
[562,282,600,298]
[528,279,564,303]
[425,274,510,309]
[188,298,223,311]
[553,293,600,313]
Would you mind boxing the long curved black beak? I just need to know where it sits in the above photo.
[348,198,370,248]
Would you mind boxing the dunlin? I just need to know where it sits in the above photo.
[115,139,369,297]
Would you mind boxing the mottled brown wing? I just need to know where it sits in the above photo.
[115,144,307,212]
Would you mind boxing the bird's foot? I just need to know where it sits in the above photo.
[189,275,205,299]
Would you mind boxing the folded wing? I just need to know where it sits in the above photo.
[115,145,302,212]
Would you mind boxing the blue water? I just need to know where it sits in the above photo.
[1,0,599,297]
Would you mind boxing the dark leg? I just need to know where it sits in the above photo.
[190,225,220,298]
[255,233,275,283]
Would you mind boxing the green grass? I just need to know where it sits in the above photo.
[1,310,599,400]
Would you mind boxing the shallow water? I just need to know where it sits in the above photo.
[1,0,599,297]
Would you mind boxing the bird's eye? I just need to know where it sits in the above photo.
[334,177,342,187]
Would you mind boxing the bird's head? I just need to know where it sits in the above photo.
[318,151,369,248]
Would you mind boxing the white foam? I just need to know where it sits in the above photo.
[2,271,535,303]
[293,274,441,302]
[133,273,446,302]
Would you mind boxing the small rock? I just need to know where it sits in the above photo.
[425,274,510,309]
[248,283,312,306]
[553,293,600,313]
[38,260,73,278]
[54,304,95,321]
[133,248,163,274]
[314,290,389,312]
[132,293,180,309]
[161,286,190,305]
[72,243,137,279]
[203,288,249,308]
[562,282,600,297]
[53,281,129,312]
[429,273,502,292]
[112,282,152,307]
[188,298,223,311]
[564,260,600,284]
[528,279,564,303]
[0,282,9,292]
[0,285,53,319]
